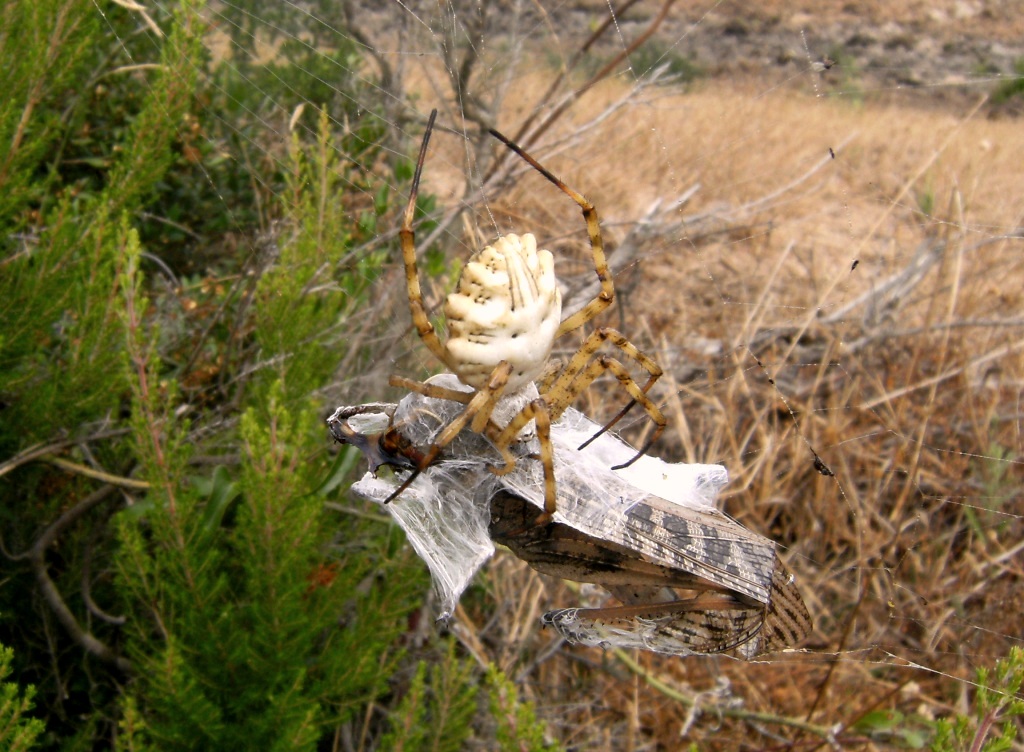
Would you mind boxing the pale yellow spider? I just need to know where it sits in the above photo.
[387,109,666,523]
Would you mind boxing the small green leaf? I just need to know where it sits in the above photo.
[855,709,903,733]
[196,466,241,532]
[395,157,413,182]
[311,445,362,498]
[358,210,376,235]
[374,184,389,215]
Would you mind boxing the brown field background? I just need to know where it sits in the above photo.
[367,1,1024,747]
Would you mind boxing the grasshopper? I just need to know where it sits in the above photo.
[488,489,809,658]
[328,377,811,658]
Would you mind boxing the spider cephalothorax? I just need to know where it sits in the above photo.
[388,109,666,522]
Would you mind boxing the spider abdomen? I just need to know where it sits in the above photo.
[444,233,561,392]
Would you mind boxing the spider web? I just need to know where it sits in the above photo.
[109,0,1024,746]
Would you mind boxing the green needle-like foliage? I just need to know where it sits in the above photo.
[0,644,46,752]
[379,640,479,752]
[0,1,431,748]
[930,647,1024,752]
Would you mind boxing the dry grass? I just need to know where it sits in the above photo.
[419,76,1024,749]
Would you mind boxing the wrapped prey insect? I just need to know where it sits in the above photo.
[327,380,811,659]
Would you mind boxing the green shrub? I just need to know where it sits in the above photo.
[991,58,1024,107]
[0,643,45,752]
[0,1,439,747]
[931,647,1024,752]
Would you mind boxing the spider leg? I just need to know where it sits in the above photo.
[491,398,556,522]
[578,398,641,450]
[387,371,516,442]
[468,375,508,435]
[383,466,424,505]
[533,405,555,523]
[546,328,662,409]
[400,109,455,371]
[548,354,666,469]
[382,363,513,504]
[388,375,475,405]
[543,327,664,458]
[488,127,614,336]
[430,362,512,449]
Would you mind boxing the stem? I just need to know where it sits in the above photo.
[613,648,839,740]
[7,485,132,672]
[968,708,999,752]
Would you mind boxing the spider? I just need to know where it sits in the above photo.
[387,108,666,523]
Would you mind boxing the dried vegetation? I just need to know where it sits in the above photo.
[388,64,1024,750]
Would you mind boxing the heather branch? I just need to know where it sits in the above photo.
[0,429,130,480]
[3,486,131,673]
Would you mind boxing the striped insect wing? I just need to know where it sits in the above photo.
[542,597,767,657]
[615,498,776,605]
[757,561,813,653]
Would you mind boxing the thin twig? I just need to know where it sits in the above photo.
[43,456,151,489]
[501,0,646,151]
[612,648,841,741]
[487,0,679,184]
[5,485,131,672]
[0,427,130,479]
